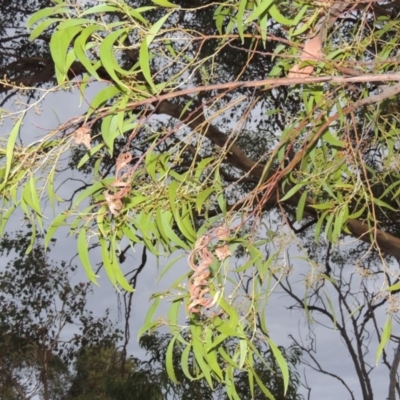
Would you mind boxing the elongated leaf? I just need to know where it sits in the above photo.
[50,26,83,83]
[387,282,400,292]
[268,4,296,26]
[72,178,114,207]
[203,328,223,380]
[280,183,304,202]
[296,190,308,221]
[99,28,129,88]
[181,344,195,379]
[29,18,62,40]
[245,0,278,24]
[191,330,214,388]
[266,337,289,395]
[109,239,134,291]
[157,255,183,283]
[0,205,17,236]
[166,335,179,384]
[376,316,392,365]
[74,24,104,81]
[80,4,119,16]
[45,213,69,248]
[5,115,23,183]
[27,6,69,28]
[77,143,105,169]
[78,228,99,284]
[139,12,171,89]
[252,368,274,399]
[138,295,162,338]
[151,0,178,7]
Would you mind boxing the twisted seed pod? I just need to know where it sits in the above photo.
[187,235,217,313]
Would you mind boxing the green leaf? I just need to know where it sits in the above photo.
[322,131,346,148]
[251,368,275,399]
[213,5,231,35]
[122,224,141,244]
[280,183,304,202]
[238,338,247,369]
[196,187,214,214]
[332,205,348,242]
[268,4,296,26]
[22,176,43,227]
[245,0,274,24]
[5,115,24,183]
[176,203,196,242]
[128,7,153,24]
[296,190,308,221]
[45,213,69,248]
[290,6,317,36]
[145,151,158,181]
[376,316,392,365]
[100,237,117,287]
[72,178,114,207]
[101,114,120,152]
[0,205,17,236]
[99,28,130,89]
[236,0,248,43]
[161,211,191,250]
[166,335,179,384]
[29,18,62,40]
[78,228,99,285]
[181,344,195,379]
[387,282,400,292]
[311,203,333,210]
[151,0,178,7]
[191,325,214,388]
[315,210,329,242]
[27,6,69,28]
[110,239,134,291]
[213,317,246,338]
[204,328,224,380]
[138,295,162,338]
[77,143,105,169]
[80,4,119,16]
[74,24,104,82]
[140,12,172,89]
[218,346,240,369]
[266,337,289,395]
[374,197,397,212]
[50,26,83,83]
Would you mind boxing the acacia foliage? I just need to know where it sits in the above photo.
[2,0,400,398]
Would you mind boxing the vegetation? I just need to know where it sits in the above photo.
[2,0,400,398]
[0,231,302,399]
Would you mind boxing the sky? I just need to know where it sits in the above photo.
[0,83,396,400]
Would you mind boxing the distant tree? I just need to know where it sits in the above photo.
[0,231,302,400]
[65,344,163,400]
[139,332,303,400]
[0,231,121,399]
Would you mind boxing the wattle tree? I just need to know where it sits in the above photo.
[1,1,400,398]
